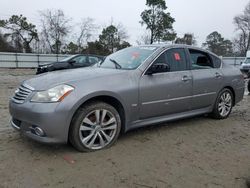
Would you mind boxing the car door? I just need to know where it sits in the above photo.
[53,62,70,71]
[88,56,102,66]
[188,48,223,110]
[71,55,88,68]
[139,48,193,119]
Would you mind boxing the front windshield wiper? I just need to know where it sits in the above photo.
[109,58,122,69]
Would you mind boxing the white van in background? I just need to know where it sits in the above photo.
[240,51,250,75]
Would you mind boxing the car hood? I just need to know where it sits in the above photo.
[24,67,128,90]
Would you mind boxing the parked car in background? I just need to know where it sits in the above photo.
[36,54,104,74]
[10,45,245,152]
[240,58,250,74]
[240,51,250,74]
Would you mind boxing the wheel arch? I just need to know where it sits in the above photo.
[68,94,127,141]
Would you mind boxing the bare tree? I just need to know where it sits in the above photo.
[116,23,129,41]
[233,34,246,56]
[76,18,98,52]
[39,9,71,54]
[136,32,151,45]
[175,33,196,46]
[233,2,250,56]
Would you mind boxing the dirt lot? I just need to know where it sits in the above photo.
[0,68,250,188]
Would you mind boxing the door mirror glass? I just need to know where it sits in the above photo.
[146,63,170,75]
[68,60,76,64]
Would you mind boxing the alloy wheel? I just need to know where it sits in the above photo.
[218,91,232,117]
[79,109,118,150]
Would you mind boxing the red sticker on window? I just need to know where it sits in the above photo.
[174,53,181,61]
[132,52,140,58]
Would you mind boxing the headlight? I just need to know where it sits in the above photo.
[31,84,74,103]
[40,64,52,69]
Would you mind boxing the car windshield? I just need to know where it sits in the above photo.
[100,46,158,70]
[61,55,78,62]
[244,58,250,64]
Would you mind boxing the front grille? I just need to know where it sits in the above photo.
[12,84,34,104]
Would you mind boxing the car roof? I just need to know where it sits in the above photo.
[138,44,220,58]
[71,54,105,58]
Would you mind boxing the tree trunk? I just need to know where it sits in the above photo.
[245,32,250,56]
[150,30,154,44]
[23,42,32,53]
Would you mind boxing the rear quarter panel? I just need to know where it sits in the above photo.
[221,64,245,104]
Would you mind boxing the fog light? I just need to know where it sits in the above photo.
[34,127,45,137]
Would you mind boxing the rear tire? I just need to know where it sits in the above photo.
[248,80,250,93]
[211,88,233,119]
[69,101,121,152]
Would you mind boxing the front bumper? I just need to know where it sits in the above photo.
[9,100,72,144]
[36,67,48,75]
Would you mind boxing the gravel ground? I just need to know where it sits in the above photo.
[0,68,250,188]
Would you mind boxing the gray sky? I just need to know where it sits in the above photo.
[0,0,249,46]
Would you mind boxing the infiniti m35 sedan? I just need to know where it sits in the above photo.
[9,45,245,152]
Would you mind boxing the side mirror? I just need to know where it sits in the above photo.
[146,63,170,75]
[240,62,243,65]
[68,60,76,64]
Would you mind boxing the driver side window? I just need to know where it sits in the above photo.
[73,56,87,64]
[152,48,188,72]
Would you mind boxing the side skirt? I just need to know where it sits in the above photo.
[126,106,213,132]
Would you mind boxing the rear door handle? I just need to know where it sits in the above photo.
[182,75,192,82]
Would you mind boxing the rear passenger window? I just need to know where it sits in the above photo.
[210,55,222,68]
[89,56,101,64]
[152,48,187,72]
[189,49,214,69]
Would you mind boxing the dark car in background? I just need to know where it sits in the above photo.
[36,54,104,74]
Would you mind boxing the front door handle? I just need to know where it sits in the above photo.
[215,72,222,78]
[182,75,192,82]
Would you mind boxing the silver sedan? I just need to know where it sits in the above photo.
[9,45,245,152]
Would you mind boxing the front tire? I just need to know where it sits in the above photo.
[211,88,233,119]
[69,101,121,152]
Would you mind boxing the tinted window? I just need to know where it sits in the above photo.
[211,55,222,68]
[73,55,88,64]
[89,56,101,64]
[189,49,214,69]
[244,58,250,64]
[153,48,187,72]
